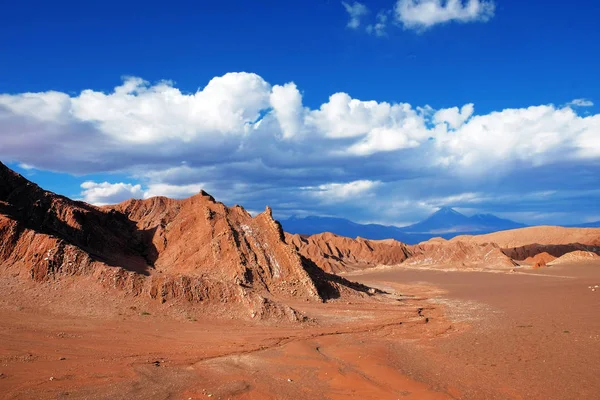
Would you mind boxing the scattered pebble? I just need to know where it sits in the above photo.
[59,357,66,361]
[49,377,54,381]
[287,378,293,382]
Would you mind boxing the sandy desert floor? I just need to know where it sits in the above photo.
[1,262,599,399]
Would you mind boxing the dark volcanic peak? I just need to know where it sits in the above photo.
[402,207,525,234]
[403,207,471,232]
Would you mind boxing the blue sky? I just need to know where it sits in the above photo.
[1,0,599,226]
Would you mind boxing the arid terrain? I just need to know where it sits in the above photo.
[1,162,600,399]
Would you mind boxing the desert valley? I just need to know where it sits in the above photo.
[1,162,599,399]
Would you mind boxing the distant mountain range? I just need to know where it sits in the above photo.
[280,207,528,244]
[567,221,600,228]
[281,207,600,244]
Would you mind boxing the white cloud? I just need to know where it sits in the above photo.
[395,0,495,30]
[306,93,429,143]
[71,73,270,143]
[1,72,600,199]
[270,83,305,139]
[366,12,389,36]
[18,163,36,170]
[80,181,144,205]
[568,98,594,107]
[309,180,381,201]
[79,180,206,205]
[433,103,474,129]
[0,72,271,147]
[342,1,369,29]
[425,192,485,206]
[143,183,205,199]
[434,105,600,171]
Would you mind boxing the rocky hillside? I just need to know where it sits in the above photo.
[452,226,600,248]
[405,240,517,270]
[548,251,600,265]
[286,232,412,274]
[0,162,372,322]
[523,252,556,268]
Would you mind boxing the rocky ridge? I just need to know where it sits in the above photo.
[0,162,372,322]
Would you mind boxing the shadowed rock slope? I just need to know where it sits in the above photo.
[453,226,600,262]
[286,232,412,274]
[0,162,372,321]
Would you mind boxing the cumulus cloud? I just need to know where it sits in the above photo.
[79,180,205,205]
[434,105,600,172]
[2,72,600,225]
[143,183,205,199]
[366,12,389,36]
[342,1,369,29]
[270,83,305,139]
[80,181,144,205]
[394,0,495,30]
[309,180,381,202]
[71,73,270,143]
[568,98,594,107]
[2,73,598,175]
[343,0,494,36]
[433,103,474,129]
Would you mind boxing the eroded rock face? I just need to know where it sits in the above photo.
[108,194,323,302]
[286,232,412,273]
[405,240,517,270]
[0,162,369,321]
[502,244,599,261]
[524,252,556,267]
[548,251,600,265]
[452,226,600,248]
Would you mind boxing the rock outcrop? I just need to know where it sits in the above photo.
[405,240,517,270]
[548,251,600,265]
[286,232,412,274]
[502,244,599,261]
[523,252,556,267]
[452,226,600,248]
[0,162,372,321]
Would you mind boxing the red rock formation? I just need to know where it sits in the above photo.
[286,232,412,274]
[0,162,371,321]
[548,251,600,265]
[452,226,600,248]
[502,244,598,261]
[523,252,556,266]
[406,240,517,270]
